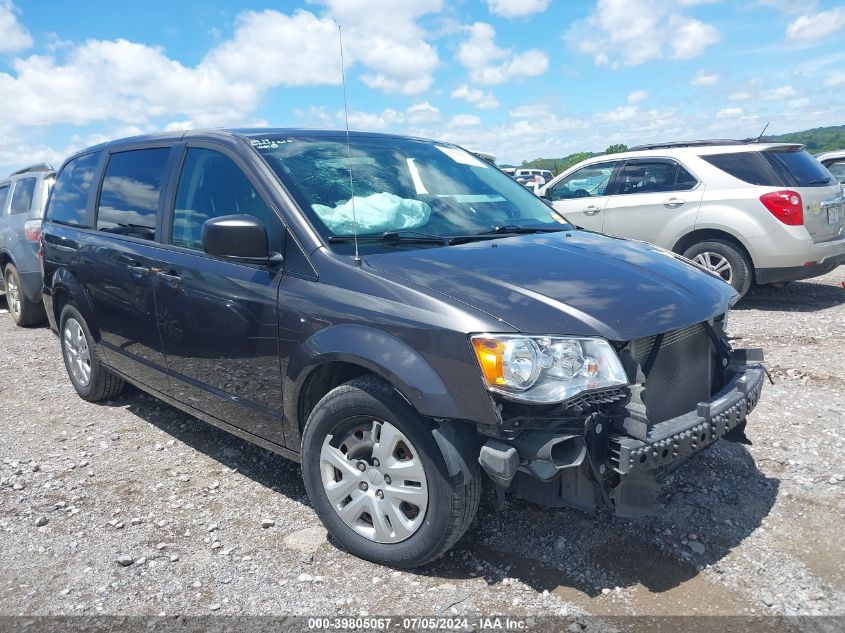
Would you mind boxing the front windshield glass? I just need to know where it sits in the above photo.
[254,135,570,252]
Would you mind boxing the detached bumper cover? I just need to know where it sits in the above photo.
[609,365,765,475]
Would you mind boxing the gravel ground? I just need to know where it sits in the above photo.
[0,270,843,627]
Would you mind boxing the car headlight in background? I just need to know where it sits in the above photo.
[470,334,628,404]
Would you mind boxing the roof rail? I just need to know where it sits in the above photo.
[627,139,745,152]
[8,163,55,177]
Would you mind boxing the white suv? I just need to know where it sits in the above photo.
[537,141,845,296]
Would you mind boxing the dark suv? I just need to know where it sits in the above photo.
[41,129,765,568]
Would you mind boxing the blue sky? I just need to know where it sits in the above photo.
[1,0,844,171]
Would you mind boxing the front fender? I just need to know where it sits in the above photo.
[284,324,485,431]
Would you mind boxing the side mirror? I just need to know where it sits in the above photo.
[202,215,282,264]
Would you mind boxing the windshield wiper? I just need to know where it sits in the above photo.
[808,177,833,185]
[476,224,569,236]
[328,230,450,245]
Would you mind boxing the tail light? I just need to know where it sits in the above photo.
[24,220,42,241]
[760,190,803,226]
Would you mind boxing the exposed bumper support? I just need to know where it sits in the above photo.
[608,364,765,475]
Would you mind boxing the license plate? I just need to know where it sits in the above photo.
[828,205,841,225]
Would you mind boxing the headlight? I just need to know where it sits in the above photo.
[470,334,628,404]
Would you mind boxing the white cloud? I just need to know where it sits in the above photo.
[451,84,499,109]
[762,85,797,100]
[597,105,639,123]
[321,0,442,95]
[406,101,441,124]
[825,71,845,87]
[753,0,815,14]
[566,0,720,67]
[0,1,32,54]
[788,97,810,108]
[458,22,548,85]
[728,91,751,101]
[508,103,553,118]
[691,71,719,86]
[345,108,404,130]
[786,8,845,41]
[627,90,648,105]
[716,107,743,119]
[0,1,448,144]
[483,0,550,18]
[449,114,482,127]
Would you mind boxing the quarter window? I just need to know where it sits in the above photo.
[97,148,171,240]
[0,185,9,214]
[172,148,273,251]
[10,177,37,215]
[674,165,698,191]
[549,162,618,201]
[45,152,101,227]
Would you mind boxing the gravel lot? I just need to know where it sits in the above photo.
[1,270,843,627]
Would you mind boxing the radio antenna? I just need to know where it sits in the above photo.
[755,122,770,143]
[338,24,361,268]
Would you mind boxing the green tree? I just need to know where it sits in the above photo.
[605,143,628,154]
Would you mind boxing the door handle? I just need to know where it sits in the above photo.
[155,270,182,287]
[663,197,685,209]
[583,205,602,216]
[128,265,150,276]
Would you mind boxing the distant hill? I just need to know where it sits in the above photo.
[516,125,844,175]
[761,125,845,155]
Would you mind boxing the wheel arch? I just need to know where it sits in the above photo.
[49,268,102,341]
[284,324,467,447]
[672,228,755,270]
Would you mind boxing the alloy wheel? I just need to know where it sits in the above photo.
[320,418,428,544]
[693,251,733,285]
[63,317,92,387]
[5,274,21,320]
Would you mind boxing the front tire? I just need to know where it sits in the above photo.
[683,240,752,298]
[60,304,125,402]
[301,376,480,568]
[4,264,45,327]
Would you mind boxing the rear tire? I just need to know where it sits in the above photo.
[4,264,46,327]
[301,375,480,568]
[60,304,125,402]
[683,240,752,298]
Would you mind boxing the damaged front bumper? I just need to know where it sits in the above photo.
[477,361,766,516]
[608,364,765,475]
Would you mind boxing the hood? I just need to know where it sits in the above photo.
[364,230,736,341]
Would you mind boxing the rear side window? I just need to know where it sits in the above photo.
[10,177,36,215]
[617,161,676,195]
[765,149,833,187]
[0,184,9,214]
[97,148,170,240]
[172,148,273,251]
[46,152,101,227]
[703,149,834,187]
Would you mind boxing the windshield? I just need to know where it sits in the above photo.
[254,135,570,252]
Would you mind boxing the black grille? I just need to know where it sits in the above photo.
[629,323,714,423]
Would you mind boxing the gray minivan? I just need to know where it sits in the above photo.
[0,164,55,326]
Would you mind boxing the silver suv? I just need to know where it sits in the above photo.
[538,141,845,296]
[0,164,55,325]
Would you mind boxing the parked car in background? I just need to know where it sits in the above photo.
[816,150,845,184]
[514,168,553,184]
[538,141,845,297]
[41,129,764,568]
[515,173,546,189]
[0,164,54,325]
[500,167,516,177]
